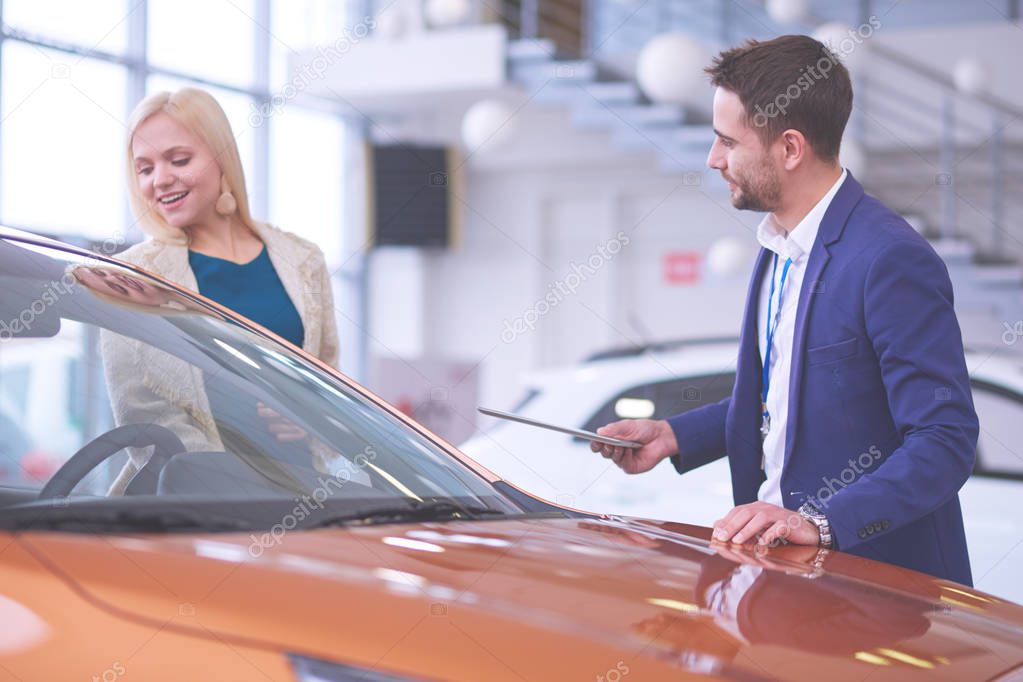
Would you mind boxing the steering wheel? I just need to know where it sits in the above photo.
[38,424,185,499]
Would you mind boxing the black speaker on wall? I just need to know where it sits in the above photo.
[368,143,458,248]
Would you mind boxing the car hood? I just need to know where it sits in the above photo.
[18,516,1023,680]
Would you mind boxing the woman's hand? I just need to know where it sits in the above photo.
[256,402,308,443]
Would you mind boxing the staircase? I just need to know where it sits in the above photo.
[501,0,1023,347]
[506,37,716,175]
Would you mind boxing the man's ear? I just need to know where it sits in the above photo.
[779,129,807,171]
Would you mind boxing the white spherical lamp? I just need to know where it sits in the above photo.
[461,99,515,152]
[707,236,749,278]
[425,0,470,28]
[766,0,809,25]
[636,33,709,106]
[812,22,866,72]
[953,57,989,96]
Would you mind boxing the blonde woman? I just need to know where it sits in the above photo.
[123,87,338,363]
[104,87,339,494]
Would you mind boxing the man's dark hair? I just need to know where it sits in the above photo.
[705,34,853,160]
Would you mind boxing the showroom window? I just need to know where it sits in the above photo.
[0,42,127,239]
[269,104,344,266]
[0,0,358,451]
[0,0,349,259]
[3,0,130,53]
[147,0,258,89]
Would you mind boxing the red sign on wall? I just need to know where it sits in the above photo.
[663,251,702,285]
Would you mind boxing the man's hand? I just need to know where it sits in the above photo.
[589,419,679,474]
[713,501,819,546]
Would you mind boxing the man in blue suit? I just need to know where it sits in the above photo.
[592,35,978,585]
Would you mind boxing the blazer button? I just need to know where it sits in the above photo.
[858,529,867,539]
[873,521,883,532]
[882,520,890,530]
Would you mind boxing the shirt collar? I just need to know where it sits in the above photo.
[755,168,848,263]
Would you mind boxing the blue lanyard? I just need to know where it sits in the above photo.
[762,253,793,421]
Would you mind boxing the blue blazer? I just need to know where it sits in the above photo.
[667,173,978,585]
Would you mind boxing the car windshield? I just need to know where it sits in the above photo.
[0,235,523,531]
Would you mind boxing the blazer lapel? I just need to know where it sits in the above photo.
[148,242,197,291]
[733,246,771,471]
[782,173,865,468]
[253,223,318,354]
[741,247,771,369]
[144,241,226,443]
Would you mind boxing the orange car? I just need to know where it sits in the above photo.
[1,228,1022,681]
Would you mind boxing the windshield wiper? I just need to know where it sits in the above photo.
[0,505,251,533]
[303,500,508,529]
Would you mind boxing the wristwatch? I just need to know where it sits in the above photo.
[798,501,834,549]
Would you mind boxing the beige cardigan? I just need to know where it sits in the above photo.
[104,222,339,494]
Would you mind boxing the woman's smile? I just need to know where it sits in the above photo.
[158,190,190,211]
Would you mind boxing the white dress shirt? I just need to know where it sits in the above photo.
[755,169,847,506]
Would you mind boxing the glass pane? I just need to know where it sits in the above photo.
[654,374,735,417]
[0,317,116,491]
[0,43,127,240]
[269,107,344,264]
[3,0,130,54]
[269,0,350,90]
[0,236,516,523]
[973,387,1023,477]
[580,374,735,435]
[147,0,256,88]
[144,76,257,205]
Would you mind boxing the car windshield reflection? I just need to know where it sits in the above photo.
[0,236,521,529]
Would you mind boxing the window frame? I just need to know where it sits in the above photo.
[970,378,1023,482]
[576,371,737,442]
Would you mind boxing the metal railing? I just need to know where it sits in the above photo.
[578,0,1023,259]
[856,41,1023,254]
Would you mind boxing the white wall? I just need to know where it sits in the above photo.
[366,145,759,415]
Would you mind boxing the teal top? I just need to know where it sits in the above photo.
[188,245,310,469]
[188,245,305,347]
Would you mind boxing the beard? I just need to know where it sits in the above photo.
[727,154,781,213]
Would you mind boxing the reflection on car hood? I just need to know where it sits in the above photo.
[18,517,1023,681]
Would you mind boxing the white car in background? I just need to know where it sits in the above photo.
[461,338,1023,603]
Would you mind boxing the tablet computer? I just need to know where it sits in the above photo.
[478,406,644,449]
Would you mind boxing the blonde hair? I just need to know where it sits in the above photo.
[126,87,257,243]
